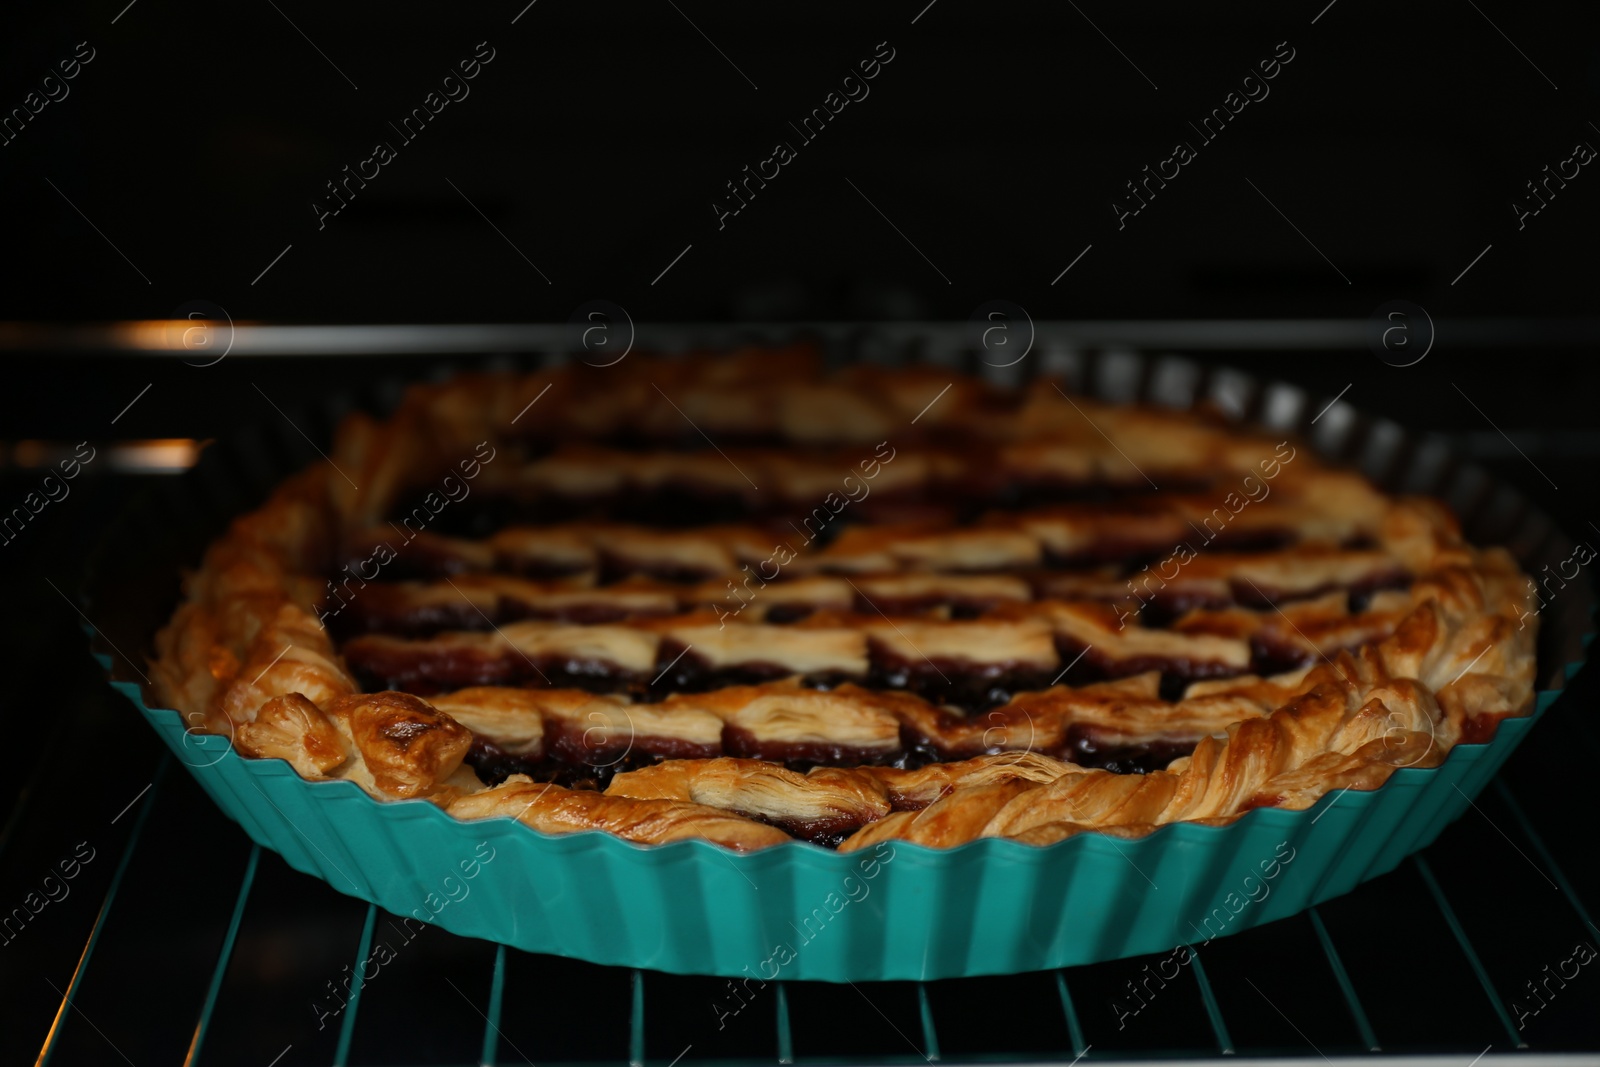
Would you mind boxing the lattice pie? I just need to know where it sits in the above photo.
[153,349,1536,850]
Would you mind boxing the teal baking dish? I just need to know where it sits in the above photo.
[101,673,1555,981]
[86,342,1590,981]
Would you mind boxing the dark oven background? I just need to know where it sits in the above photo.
[1,0,1598,321]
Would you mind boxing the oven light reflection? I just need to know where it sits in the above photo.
[4,439,203,473]
[108,439,203,472]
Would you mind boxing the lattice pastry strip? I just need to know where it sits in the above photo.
[335,583,1423,697]
[343,492,1397,584]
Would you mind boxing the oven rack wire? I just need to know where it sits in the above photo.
[22,738,1600,1066]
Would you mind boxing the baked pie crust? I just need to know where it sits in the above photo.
[153,348,1537,851]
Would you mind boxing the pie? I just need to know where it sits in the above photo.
[152,347,1537,851]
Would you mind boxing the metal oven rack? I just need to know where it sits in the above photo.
[4,324,1598,1066]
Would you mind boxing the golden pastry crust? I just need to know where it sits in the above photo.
[447,774,792,851]
[236,693,349,778]
[606,758,893,839]
[152,352,1538,850]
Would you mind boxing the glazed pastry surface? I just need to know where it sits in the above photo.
[155,349,1537,850]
